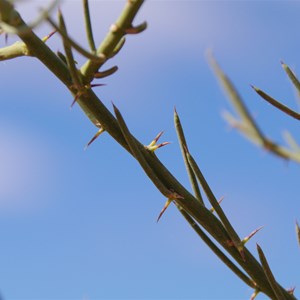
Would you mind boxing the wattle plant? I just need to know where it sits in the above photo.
[0,1,298,299]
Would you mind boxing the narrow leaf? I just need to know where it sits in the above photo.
[186,149,244,259]
[208,52,266,144]
[296,221,300,247]
[257,244,287,300]
[58,9,81,88]
[113,103,175,199]
[252,85,300,120]
[174,108,203,204]
[177,204,256,289]
[281,61,300,96]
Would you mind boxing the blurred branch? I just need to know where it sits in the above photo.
[0,40,28,59]
[47,14,105,63]
[0,0,59,35]
[208,53,300,164]
[252,85,300,120]
[296,221,300,248]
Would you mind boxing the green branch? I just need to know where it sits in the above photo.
[80,0,147,83]
[0,1,297,299]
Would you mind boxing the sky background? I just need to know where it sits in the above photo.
[0,1,299,299]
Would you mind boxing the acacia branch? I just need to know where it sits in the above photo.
[0,1,296,299]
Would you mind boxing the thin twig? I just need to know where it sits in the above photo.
[82,0,96,52]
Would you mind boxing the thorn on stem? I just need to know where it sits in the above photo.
[94,66,118,79]
[210,196,224,213]
[242,226,264,245]
[84,128,105,150]
[250,289,260,300]
[287,286,296,295]
[70,83,105,108]
[42,30,57,42]
[70,92,81,108]
[157,199,172,222]
[90,83,106,88]
[145,131,170,152]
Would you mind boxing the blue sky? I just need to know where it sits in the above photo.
[0,1,299,299]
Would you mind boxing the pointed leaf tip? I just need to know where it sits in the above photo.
[174,106,178,117]
[111,101,118,113]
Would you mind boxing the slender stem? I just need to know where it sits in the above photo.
[58,9,81,88]
[47,15,104,63]
[83,0,96,52]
